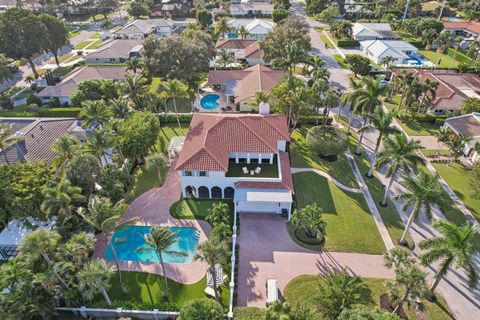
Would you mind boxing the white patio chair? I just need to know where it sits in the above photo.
[204,286,215,298]
[242,167,248,174]
[255,167,261,174]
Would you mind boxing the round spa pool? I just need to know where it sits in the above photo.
[200,94,220,110]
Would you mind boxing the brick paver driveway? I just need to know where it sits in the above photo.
[237,214,394,307]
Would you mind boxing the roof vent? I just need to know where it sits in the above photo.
[15,131,23,138]
[259,102,270,115]
[40,125,43,130]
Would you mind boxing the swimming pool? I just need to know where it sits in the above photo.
[105,226,200,263]
[200,94,220,110]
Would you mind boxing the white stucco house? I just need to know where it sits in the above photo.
[352,23,400,41]
[227,19,275,40]
[112,19,179,39]
[360,40,419,65]
[84,39,143,64]
[215,39,264,66]
[443,113,480,163]
[230,3,274,17]
[175,112,294,218]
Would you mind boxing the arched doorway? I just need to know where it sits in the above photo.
[198,186,210,198]
[224,187,234,199]
[185,186,197,198]
[211,186,222,199]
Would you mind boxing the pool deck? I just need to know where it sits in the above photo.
[94,160,211,285]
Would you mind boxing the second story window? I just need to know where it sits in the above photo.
[199,171,208,177]
[184,171,193,176]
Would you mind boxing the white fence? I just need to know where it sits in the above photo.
[55,306,179,319]
[227,207,238,318]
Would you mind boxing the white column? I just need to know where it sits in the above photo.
[258,154,262,163]
[288,202,292,221]
[235,153,239,164]
[269,153,273,164]
[247,153,250,164]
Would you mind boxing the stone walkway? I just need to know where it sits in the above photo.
[291,167,362,193]
[237,214,394,307]
[94,163,211,285]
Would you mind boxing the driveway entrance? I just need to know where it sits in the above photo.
[236,214,393,307]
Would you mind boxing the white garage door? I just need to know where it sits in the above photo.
[237,201,278,213]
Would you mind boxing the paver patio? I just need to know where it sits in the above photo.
[94,161,211,285]
[237,214,394,307]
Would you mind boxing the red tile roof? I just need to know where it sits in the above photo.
[444,21,480,35]
[215,39,258,50]
[175,113,289,172]
[234,151,294,191]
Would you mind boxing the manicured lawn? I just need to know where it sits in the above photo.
[90,32,101,39]
[432,162,480,221]
[418,50,460,68]
[233,307,266,319]
[290,128,359,188]
[149,78,193,113]
[170,198,234,226]
[334,54,349,69]
[284,275,454,320]
[125,124,188,203]
[68,31,80,39]
[74,40,92,49]
[318,31,335,49]
[349,136,409,244]
[293,172,385,254]
[88,40,104,49]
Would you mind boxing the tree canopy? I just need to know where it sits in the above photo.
[120,111,160,160]
[460,97,480,115]
[66,154,102,196]
[39,14,69,66]
[71,80,121,107]
[179,298,224,320]
[306,125,348,157]
[345,54,371,77]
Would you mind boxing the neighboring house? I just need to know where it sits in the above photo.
[227,19,275,40]
[352,23,400,41]
[443,113,480,162]
[175,112,294,217]
[37,65,126,105]
[0,0,42,12]
[443,21,480,45]
[344,0,370,14]
[208,64,284,111]
[215,39,264,65]
[112,19,179,39]
[420,1,443,15]
[84,39,143,63]
[150,2,193,18]
[391,69,480,115]
[0,118,89,165]
[229,3,274,17]
[360,40,418,65]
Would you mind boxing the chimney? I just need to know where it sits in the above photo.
[259,102,270,115]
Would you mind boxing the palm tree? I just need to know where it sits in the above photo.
[78,196,138,293]
[41,179,85,220]
[421,29,438,51]
[419,78,439,113]
[80,100,110,128]
[82,128,113,164]
[375,134,423,207]
[434,128,450,155]
[360,108,400,177]
[124,74,148,109]
[291,204,327,241]
[0,123,16,165]
[78,259,115,306]
[214,17,231,39]
[322,89,340,125]
[402,77,423,111]
[307,56,329,84]
[158,79,189,129]
[340,77,362,135]
[446,134,471,164]
[51,135,79,170]
[125,57,144,74]
[394,71,414,108]
[19,229,70,289]
[419,220,478,293]
[434,31,453,63]
[145,152,168,184]
[273,43,308,77]
[195,237,229,301]
[110,98,130,120]
[394,172,444,245]
[379,55,396,71]
[349,76,390,155]
[137,227,186,298]
[237,25,249,39]
[216,49,235,69]
[252,90,269,106]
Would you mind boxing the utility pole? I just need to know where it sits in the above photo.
[438,0,447,20]
[402,0,411,22]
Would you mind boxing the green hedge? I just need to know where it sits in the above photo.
[233,307,266,320]
[398,113,449,125]
[446,48,472,64]
[408,41,425,49]
[38,106,81,117]
[298,115,333,125]
[159,113,193,125]
[337,39,360,48]
[90,299,179,311]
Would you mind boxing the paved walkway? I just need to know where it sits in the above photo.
[237,214,394,307]
[94,163,211,285]
[291,167,362,193]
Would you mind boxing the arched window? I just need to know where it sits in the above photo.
[224,187,234,199]
[211,186,222,199]
[198,186,210,198]
[185,186,197,198]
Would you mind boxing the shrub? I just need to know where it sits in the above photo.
[91,299,179,311]
[38,106,81,117]
[298,115,333,125]
[159,113,193,125]
[272,8,289,23]
[179,299,223,320]
[446,48,472,64]
[336,39,360,48]
[47,97,61,108]
[306,125,348,157]
[233,307,266,320]
[26,94,41,106]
